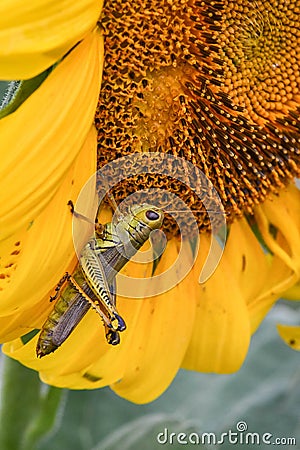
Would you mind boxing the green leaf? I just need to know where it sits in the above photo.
[0,69,52,119]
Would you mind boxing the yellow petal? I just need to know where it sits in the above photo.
[112,239,197,403]
[0,1,103,79]
[0,29,103,241]
[249,184,300,329]
[224,218,268,303]
[0,278,72,342]
[277,325,300,351]
[0,126,96,320]
[182,232,251,373]
[224,218,289,333]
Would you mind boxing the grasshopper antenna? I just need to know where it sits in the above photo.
[97,171,122,216]
[165,209,228,215]
[105,191,119,213]
[67,200,96,225]
[163,202,228,216]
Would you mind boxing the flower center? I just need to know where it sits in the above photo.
[96,0,300,234]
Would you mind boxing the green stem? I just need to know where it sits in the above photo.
[0,355,66,450]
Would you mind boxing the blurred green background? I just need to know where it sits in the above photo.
[0,302,299,450]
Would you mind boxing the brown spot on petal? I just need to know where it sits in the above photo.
[82,372,103,382]
[242,254,246,271]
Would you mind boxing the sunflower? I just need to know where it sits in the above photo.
[0,0,299,404]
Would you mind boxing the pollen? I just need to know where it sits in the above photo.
[95,0,300,234]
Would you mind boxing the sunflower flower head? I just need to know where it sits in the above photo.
[96,0,300,228]
[0,0,299,404]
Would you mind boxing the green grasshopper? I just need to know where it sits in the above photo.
[36,201,164,357]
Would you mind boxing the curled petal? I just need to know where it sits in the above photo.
[254,184,300,276]
[249,184,300,330]
[277,325,300,351]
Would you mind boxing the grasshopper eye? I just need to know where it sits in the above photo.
[146,210,160,221]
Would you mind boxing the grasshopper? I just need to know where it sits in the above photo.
[36,201,164,357]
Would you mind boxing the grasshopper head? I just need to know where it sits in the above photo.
[130,204,164,230]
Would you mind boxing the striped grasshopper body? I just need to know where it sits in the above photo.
[36,204,164,357]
